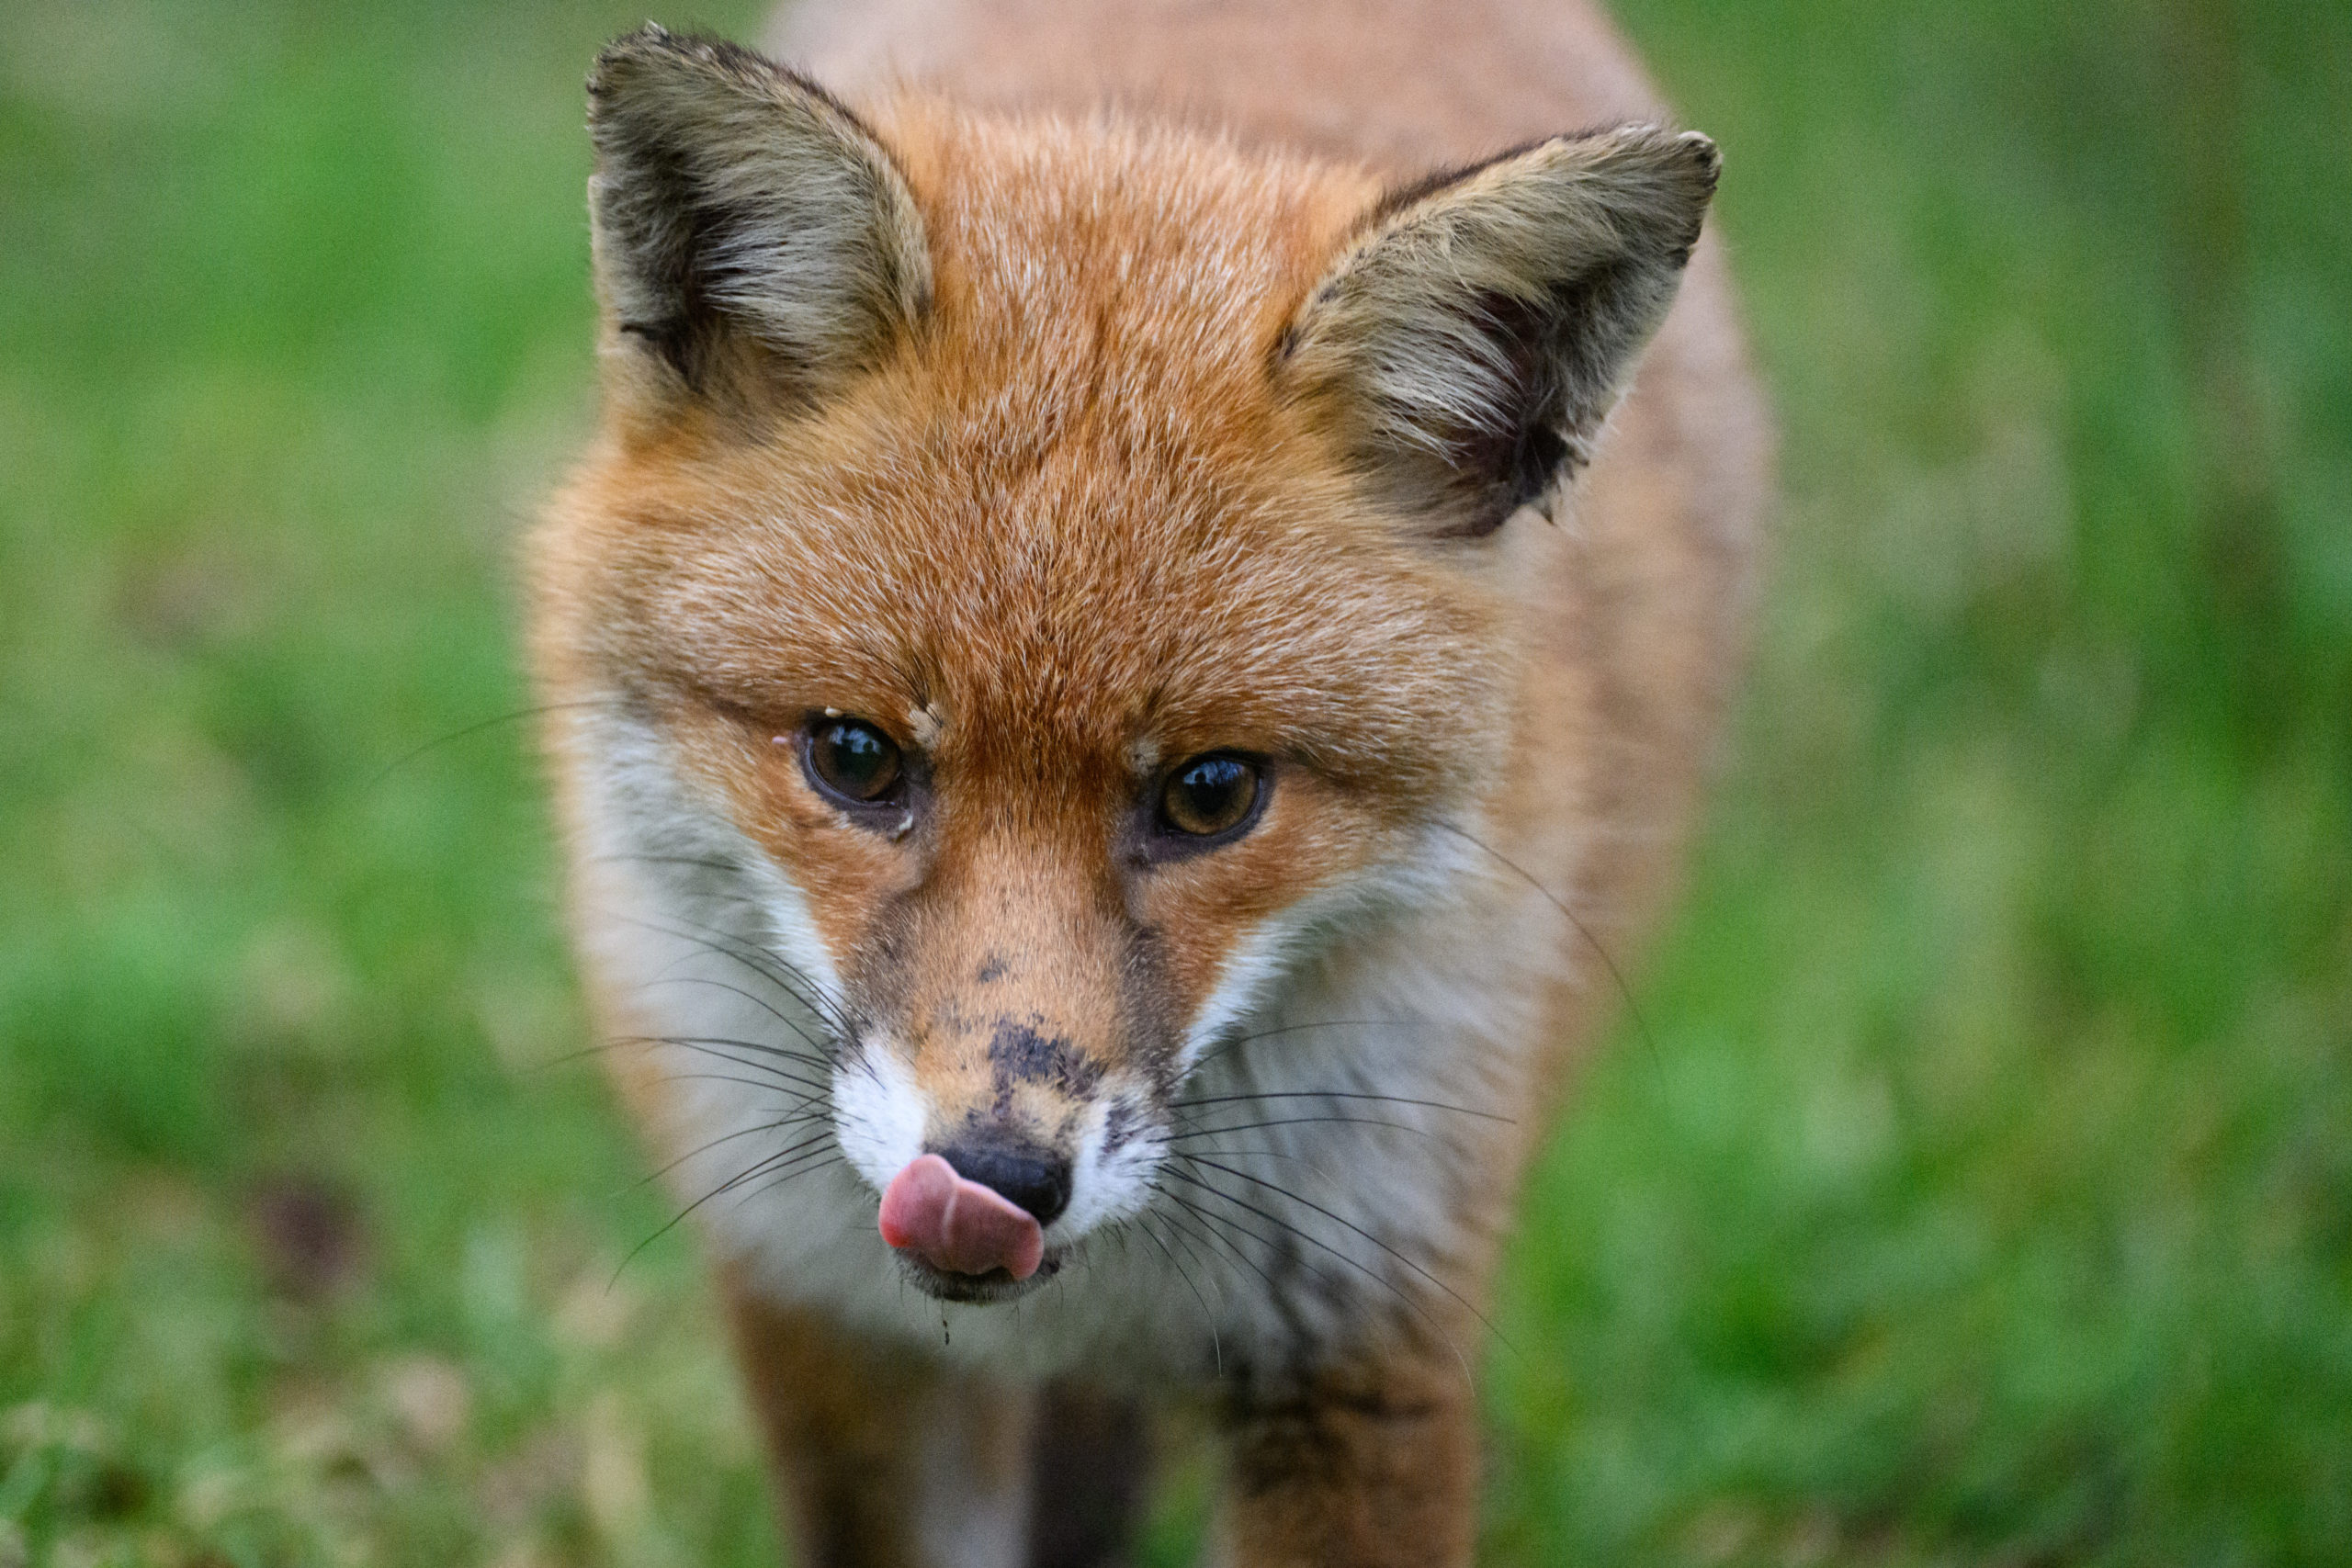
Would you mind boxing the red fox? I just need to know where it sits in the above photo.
[531,0,1769,1561]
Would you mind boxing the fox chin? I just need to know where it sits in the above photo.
[529,1,1770,1562]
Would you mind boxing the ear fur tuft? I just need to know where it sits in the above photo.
[1281,125,1720,537]
[586,24,930,409]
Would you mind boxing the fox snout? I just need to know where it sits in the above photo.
[838,888,1170,1295]
[912,1011,1100,1228]
[854,1005,1146,1296]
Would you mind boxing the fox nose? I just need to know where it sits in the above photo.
[937,1142,1072,1226]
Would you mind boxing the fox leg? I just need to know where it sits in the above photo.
[719,1272,1035,1568]
[1213,1352,1478,1568]
[1028,1380,1152,1568]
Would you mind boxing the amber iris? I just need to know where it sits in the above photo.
[1160,754,1261,838]
[806,717,903,803]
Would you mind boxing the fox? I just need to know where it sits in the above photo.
[529,0,1770,1562]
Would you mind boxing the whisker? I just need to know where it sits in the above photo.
[554,1036,830,1100]
[1159,1168,1437,1329]
[1152,1184,1294,1303]
[1159,1168,1478,1382]
[621,1034,834,1095]
[1148,1204,1234,1313]
[592,907,852,1042]
[1432,819,1661,1064]
[594,1035,833,1099]
[1173,1154,1514,1364]
[368,698,614,789]
[1170,1090,1511,1124]
[543,1032,828,1080]
[1188,1016,1442,1072]
[635,974,836,1058]
[592,852,752,876]
[652,1071,827,1104]
[1167,1114,1450,1141]
[616,1126,843,1282]
[1157,1143,1349,1188]
[704,1128,844,1202]
[629,1111,831,1191]
[614,1029,832,1069]
[1132,1213,1222,1373]
[1153,1185,1410,1361]
[729,1153,846,1212]
[637,904,855,1034]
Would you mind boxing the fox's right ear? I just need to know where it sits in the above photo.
[586,24,930,414]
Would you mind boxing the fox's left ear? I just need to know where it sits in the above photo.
[585,24,930,415]
[1279,126,1719,537]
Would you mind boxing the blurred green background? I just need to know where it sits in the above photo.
[2,0,2346,1562]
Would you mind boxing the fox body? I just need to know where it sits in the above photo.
[531,1,1769,1562]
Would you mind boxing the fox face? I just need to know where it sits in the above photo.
[567,318,1510,1300]
[537,28,1716,1307]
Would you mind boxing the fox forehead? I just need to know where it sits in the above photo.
[561,107,1515,792]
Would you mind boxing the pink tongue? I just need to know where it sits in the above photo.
[877,1154,1046,1280]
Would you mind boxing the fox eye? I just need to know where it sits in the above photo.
[804,716,904,805]
[1159,754,1262,840]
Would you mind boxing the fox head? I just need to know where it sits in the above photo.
[536,27,1716,1302]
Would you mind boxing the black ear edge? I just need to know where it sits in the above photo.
[1281,125,1721,539]
[582,23,931,400]
[585,23,876,145]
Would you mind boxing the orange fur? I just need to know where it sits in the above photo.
[533,5,1770,1562]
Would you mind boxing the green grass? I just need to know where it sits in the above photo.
[2,0,2346,1563]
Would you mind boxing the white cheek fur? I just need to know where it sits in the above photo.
[1053,1086,1162,1242]
[832,1042,928,1192]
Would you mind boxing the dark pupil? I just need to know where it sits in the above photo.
[817,721,898,799]
[1170,757,1253,833]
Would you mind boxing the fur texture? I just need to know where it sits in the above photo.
[588,27,931,407]
[1284,127,1722,535]
[533,5,1770,1562]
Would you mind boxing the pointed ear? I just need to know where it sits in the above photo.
[586,25,931,412]
[1278,126,1719,537]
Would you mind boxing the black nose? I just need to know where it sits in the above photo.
[938,1143,1072,1226]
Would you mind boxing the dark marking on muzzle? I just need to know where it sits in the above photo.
[988,1018,1105,1112]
